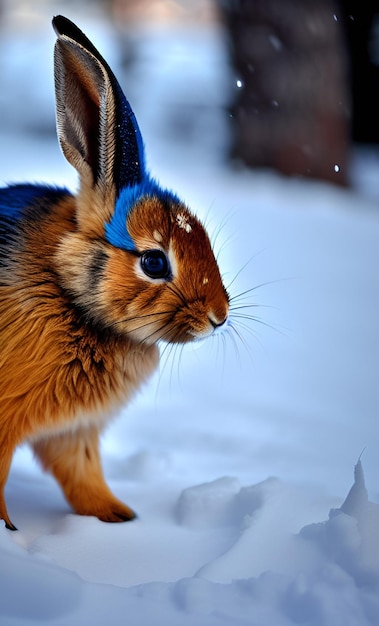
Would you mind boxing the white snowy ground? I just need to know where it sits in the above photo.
[1,9,379,625]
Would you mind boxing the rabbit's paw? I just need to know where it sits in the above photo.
[0,495,17,531]
[71,492,137,523]
[94,499,137,524]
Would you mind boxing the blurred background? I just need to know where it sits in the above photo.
[0,0,379,192]
[1,0,379,497]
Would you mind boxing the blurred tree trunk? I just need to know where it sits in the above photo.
[340,1,379,144]
[219,0,351,185]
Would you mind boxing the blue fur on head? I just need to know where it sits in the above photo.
[104,177,180,251]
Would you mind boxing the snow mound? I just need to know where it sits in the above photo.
[1,458,379,625]
[301,460,379,589]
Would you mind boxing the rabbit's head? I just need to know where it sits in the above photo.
[53,16,229,344]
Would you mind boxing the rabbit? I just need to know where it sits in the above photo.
[0,15,229,530]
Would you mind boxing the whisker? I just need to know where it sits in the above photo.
[225,323,245,366]
[108,309,177,333]
[221,331,228,379]
[207,207,236,252]
[171,342,186,393]
[230,303,269,311]
[224,250,270,293]
[210,212,237,262]
[142,316,177,344]
[109,310,169,325]
[166,283,187,307]
[224,258,255,294]
[201,199,217,232]
[216,233,235,264]
[212,329,228,381]
[229,317,264,347]
[156,341,178,400]
[159,337,175,361]
[230,312,286,336]
[228,320,258,365]
[228,278,288,303]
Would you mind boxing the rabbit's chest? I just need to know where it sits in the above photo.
[0,303,160,440]
[48,333,160,433]
[66,336,159,411]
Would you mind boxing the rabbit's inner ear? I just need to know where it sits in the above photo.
[54,39,116,189]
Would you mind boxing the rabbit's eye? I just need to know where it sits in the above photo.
[141,250,171,280]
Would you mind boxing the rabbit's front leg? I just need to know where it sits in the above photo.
[32,426,136,523]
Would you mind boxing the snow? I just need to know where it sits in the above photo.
[1,10,379,626]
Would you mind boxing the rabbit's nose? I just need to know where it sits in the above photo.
[208,311,228,330]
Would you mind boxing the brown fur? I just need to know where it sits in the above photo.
[0,190,228,530]
[0,195,160,528]
[0,17,229,529]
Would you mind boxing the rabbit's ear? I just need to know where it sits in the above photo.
[52,15,145,195]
